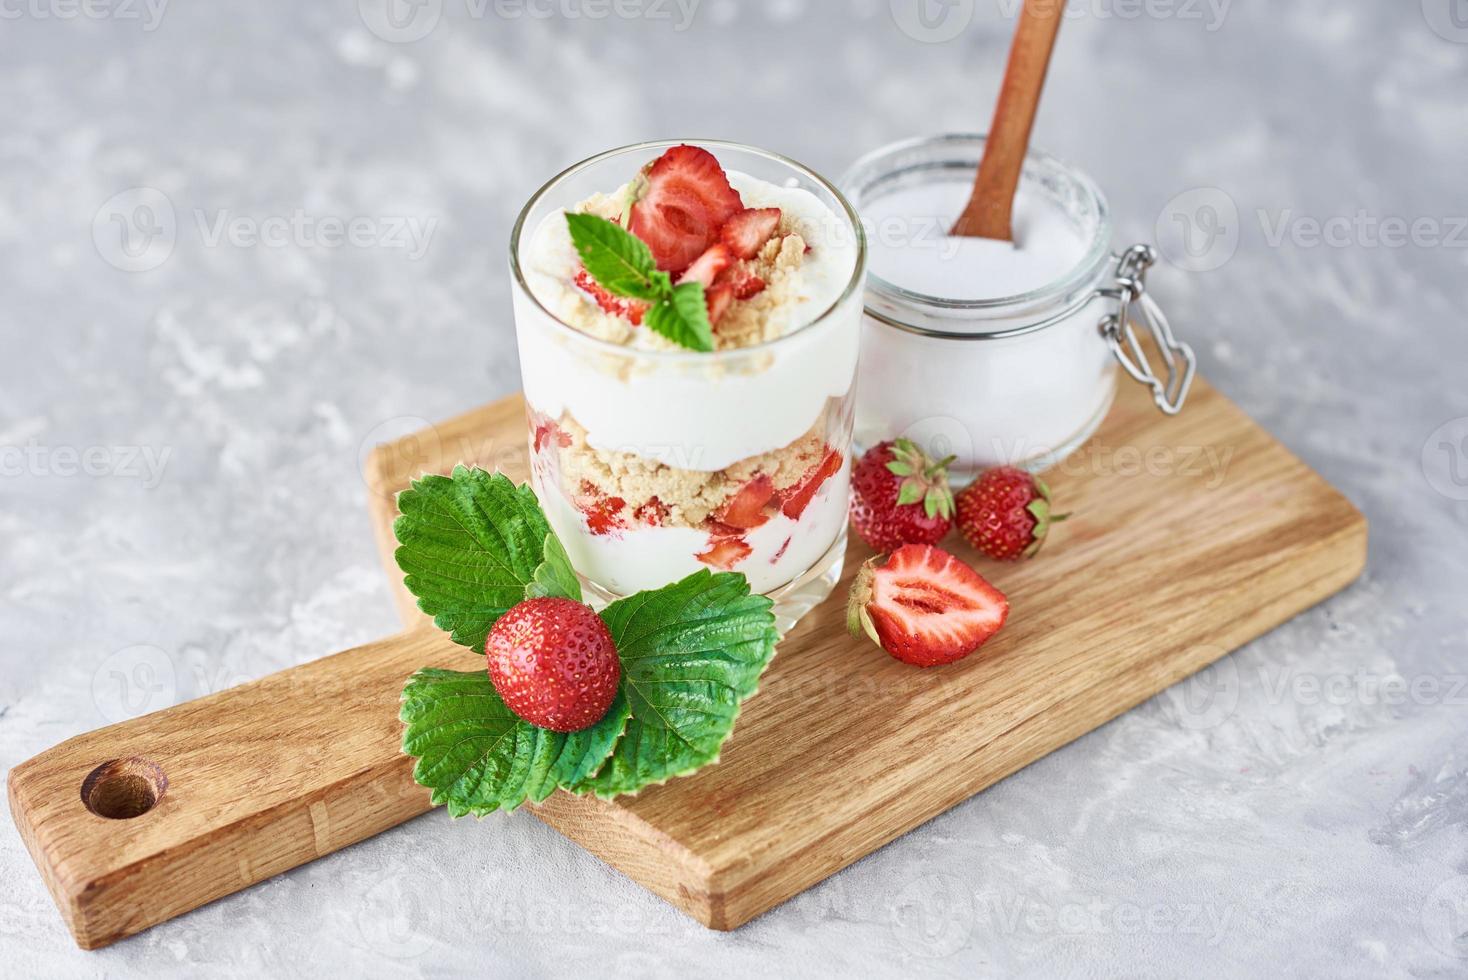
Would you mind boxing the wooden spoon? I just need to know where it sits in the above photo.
[950,0,1065,241]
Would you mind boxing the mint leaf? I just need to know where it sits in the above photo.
[525,532,581,602]
[393,466,567,653]
[401,668,630,817]
[645,281,714,353]
[565,211,714,353]
[565,212,668,301]
[577,570,778,798]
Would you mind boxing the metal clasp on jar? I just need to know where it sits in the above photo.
[1098,244,1196,416]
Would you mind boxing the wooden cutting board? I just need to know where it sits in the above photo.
[8,376,1367,949]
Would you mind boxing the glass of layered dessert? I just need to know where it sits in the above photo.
[510,141,866,629]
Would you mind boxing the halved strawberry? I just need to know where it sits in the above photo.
[847,544,1009,668]
[575,268,647,324]
[705,282,734,325]
[628,145,744,274]
[677,243,734,289]
[715,263,766,300]
[721,207,781,260]
[778,448,843,519]
[696,535,752,570]
[717,474,776,529]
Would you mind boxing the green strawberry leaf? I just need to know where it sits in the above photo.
[401,668,630,817]
[393,466,566,653]
[577,570,778,799]
[525,531,581,602]
[564,212,668,301]
[644,280,714,352]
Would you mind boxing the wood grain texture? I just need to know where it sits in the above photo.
[363,376,1367,929]
[8,374,1367,949]
[950,0,1065,240]
[8,628,461,949]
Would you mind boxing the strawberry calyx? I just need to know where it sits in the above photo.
[1022,477,1071,558]
[886,438,956,521]
[845,556,881,646]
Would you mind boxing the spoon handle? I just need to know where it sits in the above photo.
[951,0,1065,240]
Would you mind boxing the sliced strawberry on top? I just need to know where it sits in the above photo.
[720,207,781,260]
[676,243,733,289]
[716,263,766,301]
[717,473,776,529]
[778,448,843,519]
[628,145,744,274]
[705,282,734,325]
[847,544,1009,668]
[575,268,647,324]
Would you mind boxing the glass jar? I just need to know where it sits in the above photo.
[509,140,867,629]
[840,134,1194,482]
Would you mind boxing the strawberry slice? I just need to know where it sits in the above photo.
[677,243,733,289]
[575,268,647,324]
[628,145,744,274]
[716,263,766,300]
[717,474,776,529]
[575,482,627,536]
[720,207,781,260]
[634,497,669,527]
[778,448,843,519]
[705,282,734,325]
[847,544,1009,668]
[696,535,752,570]
[532,418,571,454]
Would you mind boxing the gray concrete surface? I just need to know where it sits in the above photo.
[2,1,1466,976]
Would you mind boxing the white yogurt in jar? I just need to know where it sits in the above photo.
[844,138,1122,479]
[866,184,1088,302]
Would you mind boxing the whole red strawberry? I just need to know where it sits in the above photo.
[955,466,1070,561]
[847,544,1009,667]
[484,597,620,732]
[849,439,954,551]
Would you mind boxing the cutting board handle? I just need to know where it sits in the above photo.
[7,626,464,950]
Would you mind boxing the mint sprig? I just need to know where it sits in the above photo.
[393,466,778,815]
[565,211,713,353]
